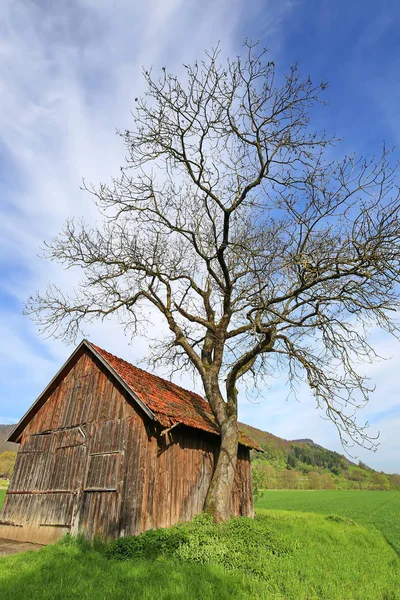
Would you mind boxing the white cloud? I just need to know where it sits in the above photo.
[0,0,292,402]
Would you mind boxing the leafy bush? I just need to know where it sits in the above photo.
[105,513,293,579]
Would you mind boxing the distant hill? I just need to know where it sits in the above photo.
[239,423,354,466]
[239,422,400,491]
[0,425,18,453]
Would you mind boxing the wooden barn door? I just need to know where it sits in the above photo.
[73,419,125,539]
[3,420,125,541]
[3,426,87,540]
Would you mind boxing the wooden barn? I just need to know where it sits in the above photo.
[0,340,259,544]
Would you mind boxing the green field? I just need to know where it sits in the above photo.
[1,511,399,599]
[0,490,5,510]
[0,491,399,599]
[256,490,400,554]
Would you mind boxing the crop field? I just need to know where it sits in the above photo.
[0,490,5,511]
[256,490,400,554]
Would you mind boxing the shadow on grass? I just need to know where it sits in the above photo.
[0,544,256,600]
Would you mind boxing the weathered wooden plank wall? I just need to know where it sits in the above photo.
[0,347,253,544]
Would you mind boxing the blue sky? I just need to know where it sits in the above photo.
[1,0,400,473]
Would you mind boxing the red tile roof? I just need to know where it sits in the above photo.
[89,342,260,450]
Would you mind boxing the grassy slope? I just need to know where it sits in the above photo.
[0,509,399,600]
[0,490,5,510]
[257,490,400,555]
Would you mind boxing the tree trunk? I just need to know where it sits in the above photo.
[204,412,239,521]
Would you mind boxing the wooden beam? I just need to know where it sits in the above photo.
[160,422,180,436]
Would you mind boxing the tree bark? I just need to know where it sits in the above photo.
[203,409,239,521]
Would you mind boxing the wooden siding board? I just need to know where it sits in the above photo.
[48,383,63,431]
[134,419,147,534]
[86,365,100,424]
[119,417,133,536]
[52,376,68,430]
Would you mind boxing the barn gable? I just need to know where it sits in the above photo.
[7,341,153,444]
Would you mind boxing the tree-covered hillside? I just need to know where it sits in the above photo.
[239,423,400,492]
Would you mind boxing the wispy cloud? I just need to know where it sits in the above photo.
[0,0,292,409]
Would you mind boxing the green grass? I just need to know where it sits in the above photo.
[256,490,400,554]
[0,489,5,510]
[0,511,399,599]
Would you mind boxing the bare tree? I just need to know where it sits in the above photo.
[28,42,400,521]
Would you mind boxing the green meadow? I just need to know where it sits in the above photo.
[0,491,399,599]
[257,490,400,555]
